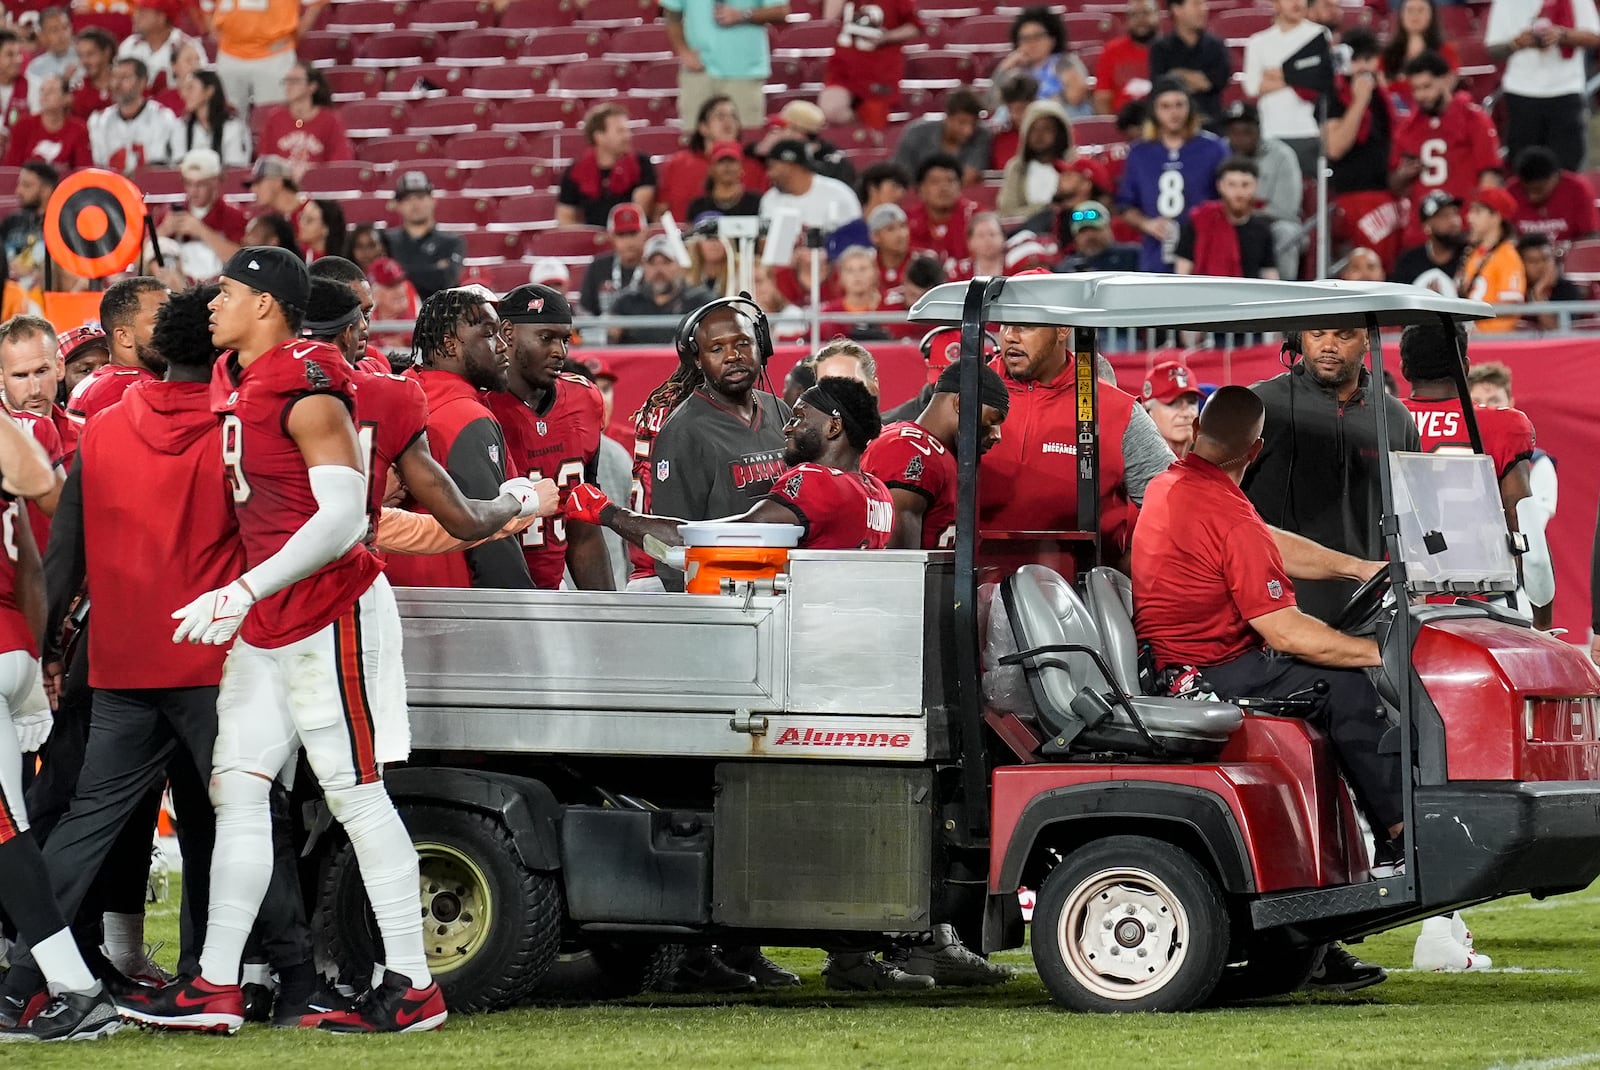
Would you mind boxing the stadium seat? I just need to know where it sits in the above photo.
[338,99,409,139]
[464,65,556,100]
[903,50,977,88]
[446,130,531,163]
[938,14,1015,52]
[407,96,495,136]
[341,193,396,225]
[296,31,355,67]
[477,260,545,293]
[460,158,555,196]
[296,161,381,199]
[435,197,494,233]
[322,0,408,34]
[620,95,675,125]
[1437,5,1477,35]
[632,126,686,160]
[461,229,525,261]
[517,26,607,64]
[132,166,184,204]
[549,59,633,98]
[527,226,611,262]
[769,55,827,90]
[354,30,439,67]
[381,63,468,98]
[439,29,527,67]
[1563,238,1600,283]
[1214,9,1274,42]
[1062,11,1114,38]
[525,131,588,165]
[1070,115,1122,153]
[569,0,656,27]
[484,191,562,232]
[771,20,843,58]
[390,159,467,191]
[498,1,580,29]
[828,122,887,150]
[408,0,497,33]
[488,96,583,131]
[360,135,443,166]
[321,65,385,102]
[603,24,674,61]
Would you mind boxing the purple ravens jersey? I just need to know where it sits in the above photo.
[1115,131,1230,273]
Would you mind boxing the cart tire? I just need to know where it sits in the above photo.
[1032,835,1229,1013]
[315,805,562,1013]
[1210,938,1325,1003]
[532,940,686,1000]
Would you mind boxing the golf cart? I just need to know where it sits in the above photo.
[312,275,1600,1014]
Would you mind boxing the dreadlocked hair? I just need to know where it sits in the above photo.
[633,361,703,432]
[411,288,491,369]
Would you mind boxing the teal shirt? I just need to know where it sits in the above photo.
[661,0,777,80]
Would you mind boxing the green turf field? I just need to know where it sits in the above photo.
[21,889,1600,1070]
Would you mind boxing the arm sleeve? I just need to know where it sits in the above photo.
[1121,401,1177,505]
[557,169,582,208]
[41,451,85,660]
[1174,220,1196,262]
[241,465,368,599]
[448,417,534,589]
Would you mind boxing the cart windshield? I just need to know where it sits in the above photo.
[1389,452,1519,594]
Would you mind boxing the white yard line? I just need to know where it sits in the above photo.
[1485,1051,1600,1070]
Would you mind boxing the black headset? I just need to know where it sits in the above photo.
[920,326,999,363]
[674,293,774,368]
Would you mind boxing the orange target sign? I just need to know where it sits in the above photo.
[44,168,147,280]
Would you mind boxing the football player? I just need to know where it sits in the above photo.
[64,277,170,424]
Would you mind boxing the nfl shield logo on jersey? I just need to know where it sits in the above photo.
[536,420,548,436]
[1267,579,1283,600]
[657,460,669,481]
[488,443,500,465]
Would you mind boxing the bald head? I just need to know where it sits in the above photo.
[1193,385,1264,470]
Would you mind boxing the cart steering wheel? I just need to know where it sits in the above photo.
[1332,567,1393,634]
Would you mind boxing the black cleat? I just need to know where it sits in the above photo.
[0,988,121,1042]
[272,981,358,1029]
[667,949,759,994]
[722,947,800,988]
[317,970,446,1033]
[1305,945,1387,993]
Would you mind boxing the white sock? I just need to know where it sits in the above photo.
[33,929,98,995]
[101,912,145,971]
[328,782,430,987]
[198,771,275,987]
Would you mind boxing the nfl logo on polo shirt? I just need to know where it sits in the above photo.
[1267,580,1283,600]
[657,460,669,481]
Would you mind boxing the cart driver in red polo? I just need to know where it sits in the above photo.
[1132,386,1404,872]
[981,305,1175,568]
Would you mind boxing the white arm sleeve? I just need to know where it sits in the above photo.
[240,465,369,601]
[1516,495,1555,608]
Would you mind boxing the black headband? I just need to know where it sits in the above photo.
[302,305,363,339]
[933,361,1011,416]
[799,384,867,443]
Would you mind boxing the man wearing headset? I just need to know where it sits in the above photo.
[1241,327,1419,622]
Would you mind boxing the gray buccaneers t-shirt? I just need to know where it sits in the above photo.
[650,388,790,590]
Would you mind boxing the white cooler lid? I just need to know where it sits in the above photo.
[679,522,803,548]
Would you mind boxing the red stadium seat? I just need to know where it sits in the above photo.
[445,130,531,163]
[902,50,977,88]
[1062,11,1114,38]
[488,97,584,131]
[771,20,842,58]
[1562,238,1600,282]
[473,260,546,293]
[408,0,497,33]
[406,96,495,136]
[463,64,555,100]
[461,229,525,261]
[338,100,409,139]
[603,24,674,61]
[549,59,633,98]
[498,1,580,29]
[132,166,184,204]
[938,14,1015,52]
[525,130,589,165]
[769,55,827,90]
[354,31,439,68]
[322,0,408,34]
[1070,115,1122,152]
[527,226,611,262]
[342,193,396,225]
[484,191,562,232]
[380,63,468,98]
[462,158,556,196]
[360,135,442,166]
[1437,5,1477,36]
[296,31,355,68]
[434,197,493,232]
[296,161,381,199]
[631,126,686,160]
[828,122,887,150]
[438,29,527,67]
[1214,9,1274,42]
[570,0,656,27]
[321,66,385,102]
[518,26,607,64]
[390,159,467,191]
[619,95,675,125]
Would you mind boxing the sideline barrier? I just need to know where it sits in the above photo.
[580,339,1597,638]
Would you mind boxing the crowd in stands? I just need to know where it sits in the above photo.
[0,0,1591,347]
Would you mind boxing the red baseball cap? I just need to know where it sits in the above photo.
[368,257,408,288]
[708,140,743,163]
[1056,157,1110,195]
[583,355,617,383]
[919,327,1000,385]
[1472,186,1517,220]
[607,203,644,235]
[1142,361,1201,405]
[57,324,108,363]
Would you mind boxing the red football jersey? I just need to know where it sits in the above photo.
[488,374,605,589]
[352,368,428,541]
[905,198,978,266]
[860,420,956,549]
[1390,94,1503,214]
[1402,397,1535,480]
[16,410,64,554]
[210,341,382,648]
[627,402,671,582]
[67,363,159,424]
[824,0,922,98]
[765,463,894,550]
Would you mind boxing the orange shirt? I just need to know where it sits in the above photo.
[1458,240,1525,333]
[212,0,302,60]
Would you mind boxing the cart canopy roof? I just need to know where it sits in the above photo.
[907,274,1494,332]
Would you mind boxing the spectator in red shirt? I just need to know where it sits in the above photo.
[256,62,351,166]
[656,94,767,222]
[244,154,308,227]
[70,27,116,120]
[168,68,251,167]
[818,0,923,129]
[905,154,978,266]
[1093,0,1159,114]
[0,29,28,130]
[987,73,1039,170]
[557,102,658,228]
[819,245,905,341]
[868,203,917,292]
[297,198,347,262]
[686,140,763,219]
[1389,51,1503,245]
[155,147,247,282]
[3,75,93,170]
[1506,146,1600,248]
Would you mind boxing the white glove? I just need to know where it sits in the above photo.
[12,709,51,753]
[500,476,558,520]
[171,580,256,645]
[845,21,884,50]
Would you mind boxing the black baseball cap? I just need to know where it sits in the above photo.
[1420,190,1461,222]
[766,139,811,167]
[1224,99,1260,126]
[222,246,310,311]
[499,283,572,324]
